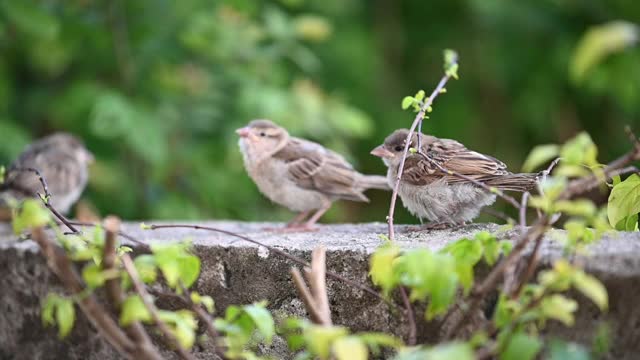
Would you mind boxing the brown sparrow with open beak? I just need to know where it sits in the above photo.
[1,132,94,219]
[237,119,389,231]
[371,129,537,228]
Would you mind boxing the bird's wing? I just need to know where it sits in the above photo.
[273,137,368,201]
[402,137,510,186]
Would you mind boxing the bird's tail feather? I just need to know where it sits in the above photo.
[483,173,539,192]
[357,174,391,191]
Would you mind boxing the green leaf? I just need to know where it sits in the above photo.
[244,303,275,344]
[120,295,152,326]
[521,144,559,172]
[570,21,640,83]
[555,199,597,217]
[441,238,482,292]
[540,294,578,326]
[42,293,59,327]
[500,332,541,360]
[134,254,157,284]
[426,342,473,360]
[56,298,75,338]
[82,264,107,288]
[548,339,591,360]
[369,242,400,296]
[191,292,215,313]
[1,1,60,39]
[414,90,425,102]
[333,336,367,360]
[178,254,201,288]
[401,96,415,110]
[305,326,348,360]
[395,249,458,318]
[152,242,201,289]
[12,199,51,234]
[572,271,608,311]
[608,174,640,227]
[560,132,598,168]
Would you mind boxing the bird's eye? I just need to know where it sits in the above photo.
[394,146,403,152]
[259,132,266,137]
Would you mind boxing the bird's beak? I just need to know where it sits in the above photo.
[236,127,251,138]
[370,145,394,158]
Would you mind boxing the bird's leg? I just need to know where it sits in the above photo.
[286,211,311,228]
[297,200,332,232]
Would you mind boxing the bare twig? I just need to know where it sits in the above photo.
[31,227,137,357]
[387,57,457,241]
[291,247,332,326]
[519,192,530,232]
[102,216,162,359]
[399,287,417,346]
[146,223,394,308]
[11,167,79,234]
[177,284,227,359]
[121,254,196,360]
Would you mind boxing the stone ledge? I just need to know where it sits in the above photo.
[1,222,639,359]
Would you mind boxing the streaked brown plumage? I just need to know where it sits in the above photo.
[0,133,94,219]
[371,129,537,226]
[237,119,389,230]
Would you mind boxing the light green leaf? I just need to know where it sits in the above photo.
[178,254,201,288]
[541,294,578,326]
[571,21,639,83]
[426,342,473,360]
[572,271,608,311]
[244,303,275,344]
[608,174,640,227]
[82,264,106,288]
[369,243,400,296]
[522,144,559,172]
[333,336,367,360]
[12,199,51,234]
[42,295,57,327]
[120,295,152,326]
[134,255,157,284]
[560,132,598,168]
[56,298,75,339]
[402,96,415,110]
[500,332,541,360]
[305,326,348,360]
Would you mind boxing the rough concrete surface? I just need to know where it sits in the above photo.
[1,221,639,359]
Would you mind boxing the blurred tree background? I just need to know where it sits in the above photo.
[0,0,638,223]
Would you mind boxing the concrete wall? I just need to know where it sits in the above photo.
[1,222,639,359]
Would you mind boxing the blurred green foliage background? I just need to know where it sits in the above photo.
[0,0,638,223]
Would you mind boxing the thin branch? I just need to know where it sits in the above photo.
[31,227,136,357]
[102,216,162,360]
[178,284,227,359]
[146,224,394,309]
[121,254,196,360]
[291,267,324,325]
[387,57,457,241]
[12,167,79,233]
[519,192,530,232]
[399,287,417,346]
[291,247,332,326]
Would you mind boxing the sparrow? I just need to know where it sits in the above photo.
[0,132,94,218]
[371,129,537,228]
[237,119,390,231]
